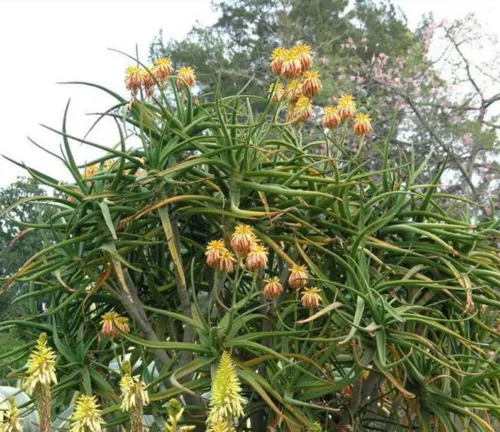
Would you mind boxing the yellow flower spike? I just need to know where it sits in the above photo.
[69,395,105,432]
[301,70,322,98]
[231,224,256,256]
[353,113,373,136]
[125,66,143,94]
[83,164,98,179]
[246,244,269,271]
[288,265,309,289]
[24,333,57,395]
[207,421,235,432]
[119,372,149,412]
[270,47,287,75]
[263,277,283,298]
[301,286,322,309]
[176,66,196,88]
[294,43,313,72]
[207,352,245,426]
[205,240,228,268]
[337,94,357,120]
[323,106,341,129]
[3,399,23,432]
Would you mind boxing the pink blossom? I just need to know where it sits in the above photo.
[463,133,473,146]
[356,76,365,85]
[452,115,461,122]
[319,56,329,65]
[414,87,421,97]
[485,162,493,170]
[350,75,357,82]
[397,100,406,110]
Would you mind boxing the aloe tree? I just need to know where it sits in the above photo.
[1,48,499,432]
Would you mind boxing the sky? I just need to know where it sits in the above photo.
[0,0,499,187]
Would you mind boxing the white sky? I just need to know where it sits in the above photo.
[0,0,499,187]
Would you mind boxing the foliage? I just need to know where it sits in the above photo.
[0,45,500,432]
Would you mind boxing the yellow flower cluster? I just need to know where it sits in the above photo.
[165,398,196,431]
[69,395,105,432]
[323,95,373,136]
[269,44,321,125]
[288,265,322,309]
[24,333,58,395]
[125,58,197,97]
[207,352,245,429]
[119,372,149,412]
[1,399,23,432]
[205,225,268,273]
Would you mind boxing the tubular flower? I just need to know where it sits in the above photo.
[280,49,302,79]
[3,399,23,432]
[231,224,256,256]
[301,70,322,98]
[115,316,131,335]
[323,106,341,129]
[207,352,245,425]
[119,373,149,412]
[245,244,269,271]
[293,43,313,72]
[101,312,120,339]
[353,113,373,136]
[176,66,196,88]
[125,66,143,94]
[288,265,309,289]
[337,94,357,120]
[292,96,313,124]
[24,333,57,395]
[140,69,156,97]
[270,47,287,75]
[69,395,105,432]
[205,240,228,267]
[217,250,237,273]
[301,287,322,309]
[263,277,283,298]
[285,79,303,103]
[269,82,285,103]
[153,57,173,86]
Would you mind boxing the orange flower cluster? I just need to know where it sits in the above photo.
[287,265,321,309]
[323,95,373,136]
[205,224,268,274]
[101,312,131,339]
[125,58,196,97]
[269,44,322,125]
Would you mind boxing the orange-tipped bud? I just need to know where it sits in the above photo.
[101,312,120,339]
[125,66,143,94]
[288,265,309,289]
[353,113,373,136]
[292,96,313,125]
[285,79,303,103]
[269,82,285,103]
[176,66,196,88]
[281,49,302,79]
[337,94,357,120]
[270,48,287,75]
[301,286,321,309]
[141,69,156,97]
[231,224,256,256]
[218,250,236,273]
[153,58,174,86]
[263,277,283,298]
[205,240,228,267]
[246,244,269,271]
[301,70,322,98]
[294,43,313,72]
[323,106,341,129]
